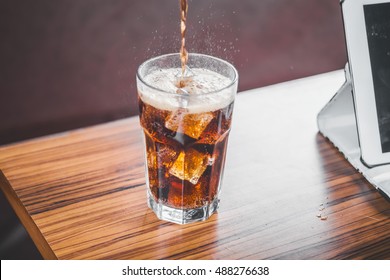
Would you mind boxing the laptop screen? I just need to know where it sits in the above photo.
[364,3,390,153]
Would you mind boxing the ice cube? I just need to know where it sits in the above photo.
[144,133,157,169]
[175,66,196,91]
[168,183,205,208]
[145,149,159,189]
[147,147,157,168]
[165,110,214,139]
[144,133,178,189]
[174,92,189,108]
[169,148,209,184]
[175,65,194,79]
[156,144,178,169]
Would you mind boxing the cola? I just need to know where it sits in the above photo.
[139,93,233,209]
[179,0,188,73]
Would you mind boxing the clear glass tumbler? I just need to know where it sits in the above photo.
[137,53,238,224]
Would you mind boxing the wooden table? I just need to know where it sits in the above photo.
[1,70,389,260]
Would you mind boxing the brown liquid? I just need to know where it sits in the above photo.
[139,97,234,209]
[180,0,188,75]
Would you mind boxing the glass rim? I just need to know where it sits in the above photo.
[136,53,238,97]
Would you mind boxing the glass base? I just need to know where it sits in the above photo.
[147,192,219,224]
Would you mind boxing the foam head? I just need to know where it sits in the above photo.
[138,67,236,113]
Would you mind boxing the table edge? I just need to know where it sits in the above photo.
[0,170,57,260]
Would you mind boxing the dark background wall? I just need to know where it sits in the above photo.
[0,0,346,259]
[0,0,346,145]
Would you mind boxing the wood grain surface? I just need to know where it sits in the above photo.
[0,70,389,259]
